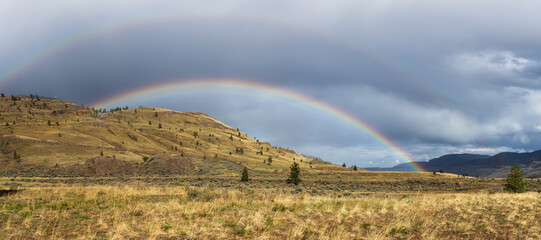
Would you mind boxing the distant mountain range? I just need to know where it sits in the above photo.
[366,151,541,178]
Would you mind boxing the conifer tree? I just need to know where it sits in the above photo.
[287,162,301,185]
[503,165,528,193]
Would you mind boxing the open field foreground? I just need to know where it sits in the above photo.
[1,183,540,239]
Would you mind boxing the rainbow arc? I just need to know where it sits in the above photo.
[91,79,426,172]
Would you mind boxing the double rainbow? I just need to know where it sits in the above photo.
[0,13,429,171]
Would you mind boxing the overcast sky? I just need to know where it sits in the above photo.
[2,0,541,167]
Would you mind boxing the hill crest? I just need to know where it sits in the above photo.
[0,96,348,176]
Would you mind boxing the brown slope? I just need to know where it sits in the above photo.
[0,96,337,176]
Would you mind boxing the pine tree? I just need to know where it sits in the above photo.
[154,112,158,117]
[342,163,346,167]
[287,162,301,185]
[158,123,162,129]
[267,156,272,165]
[241,167,249,182]
[503,165,528,193]
[353,165,358,171]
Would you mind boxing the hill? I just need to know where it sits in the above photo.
[367,152,541,178]
[0,95,348,176]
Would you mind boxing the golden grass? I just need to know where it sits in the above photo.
[1,97,318,173]
[1,184,539,239]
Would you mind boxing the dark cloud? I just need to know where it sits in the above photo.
[2,0,541,167]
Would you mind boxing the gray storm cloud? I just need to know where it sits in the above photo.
[1,0,541,167]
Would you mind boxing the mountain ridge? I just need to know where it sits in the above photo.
[366,152,541,178]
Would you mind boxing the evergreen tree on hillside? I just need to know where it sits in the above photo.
[503,165,528,193]
[353,165,358,171]
[241,167,249,182]
[287,162,301,185]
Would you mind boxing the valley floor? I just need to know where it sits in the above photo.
[1,176,541,239]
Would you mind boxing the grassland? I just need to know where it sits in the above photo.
[1,173,541,239]
[1,181,540,240]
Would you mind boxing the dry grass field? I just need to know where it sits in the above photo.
[1,177,541,239]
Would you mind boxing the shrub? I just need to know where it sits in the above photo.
[186,187,215,202]
[161,224,172,230]
[13,151,21,160]
[241,167,249,182]
[503,165,527,193]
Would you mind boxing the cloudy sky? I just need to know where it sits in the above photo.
[2,0,541,167]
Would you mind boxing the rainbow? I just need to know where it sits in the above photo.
[91,79,425,172]
[0,13,437,99]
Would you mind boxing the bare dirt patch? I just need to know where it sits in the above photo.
[57,156,136,176]
[139,154,194,175]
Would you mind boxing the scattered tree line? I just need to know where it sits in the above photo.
[240,162,301,185]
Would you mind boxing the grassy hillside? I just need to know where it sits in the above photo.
[0,95,347,175]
